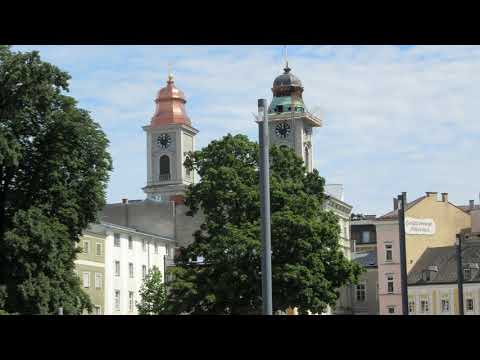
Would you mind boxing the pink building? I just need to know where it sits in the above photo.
[376,219,402,314]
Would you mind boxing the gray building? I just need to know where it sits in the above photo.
[351,250,379,314]
[100,198,202,249]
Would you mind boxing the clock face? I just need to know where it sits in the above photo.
[275,122,291,139]
[157,133,172,149]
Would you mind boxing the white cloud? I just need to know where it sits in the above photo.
[12,45,480,214]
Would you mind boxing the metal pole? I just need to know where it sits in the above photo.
[456,234,464,315]
[398,193,409,315]
[258,99,272,315]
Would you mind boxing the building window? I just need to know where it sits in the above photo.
[114,290,120,311]
[387,306,395,314]
[142,239,146,252]
[464,268,472,281]
[128,236,133,250]
[361,231,370,243]
[82,272,90,288]
[129,263,134,278]
[304,146,309,168]
[441,299,450,313]
[385,243,393,262]
[94,305,102,315]
[129,291,134,312]
[420,299,429,314]
[466,298,474,312]
[95,272,102,289]
[356,283,366,302]
[408,299,415,314]
[159,155,170,181]
[83,240,89,254]
[114,233,121,247]
[96,243,102,256]
[142,265,147,280]
[154,242,158,254]
[387,275,394,293]
[115,261,120,276]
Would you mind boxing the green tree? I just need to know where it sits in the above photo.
[0,285,7,314]
[164,134,362,315]
[0,46,112,314]
[137,267,167,315]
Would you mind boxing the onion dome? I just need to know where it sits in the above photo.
[151,73,191,127]
[273,65,303,89]
[269,65,306,114]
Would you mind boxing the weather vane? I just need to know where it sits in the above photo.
[283,45,290,71]
[167,61,173,82]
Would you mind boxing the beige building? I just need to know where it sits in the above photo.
[75,224,106,315]
[376,192,471,315]
[408,235,480,315]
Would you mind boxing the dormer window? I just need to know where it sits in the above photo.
[422,266,438,282]
[422,270,431,282]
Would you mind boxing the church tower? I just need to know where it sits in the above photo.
[268,62,322,172]
[142,72,198,202]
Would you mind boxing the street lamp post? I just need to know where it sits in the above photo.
[398,192,409,315]
[257,99,272,315]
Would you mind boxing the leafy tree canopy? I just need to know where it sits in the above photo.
[164,134,362,315]
[0,46,112,314]
[137,267,167,315]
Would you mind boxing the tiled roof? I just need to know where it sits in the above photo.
[377,196,426,220]
[353,250,377,268]
[408,242,480,285]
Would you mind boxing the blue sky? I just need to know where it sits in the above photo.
[12,45,480,216]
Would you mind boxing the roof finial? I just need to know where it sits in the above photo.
[283,45,291,73]
[167,61,174,83]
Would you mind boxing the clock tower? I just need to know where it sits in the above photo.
[142,72,198,201]
[268,63,322,172]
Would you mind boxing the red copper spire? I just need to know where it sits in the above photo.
[151,72,191,127]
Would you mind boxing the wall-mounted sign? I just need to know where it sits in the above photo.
[405,217,436,235]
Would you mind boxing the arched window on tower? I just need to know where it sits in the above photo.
[304,146,310,170]
[159,155,170,181]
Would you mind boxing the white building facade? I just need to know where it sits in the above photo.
[102,223,175,315]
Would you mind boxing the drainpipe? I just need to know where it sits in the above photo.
[456,234,464,315]
[147,238,151,271]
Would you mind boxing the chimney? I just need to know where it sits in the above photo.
[393,198,399,210]
[441,193,448,203]
[426,192,437,198]
[470,200,475,211]
[122,198,128,204]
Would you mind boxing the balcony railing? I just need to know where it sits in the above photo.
[159,174,171,181]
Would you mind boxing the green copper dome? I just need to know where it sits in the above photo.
[268,96,305,114]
